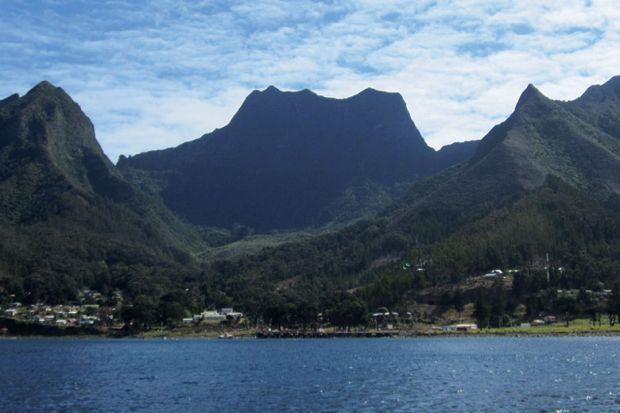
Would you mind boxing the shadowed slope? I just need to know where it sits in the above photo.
[119,87,476,231]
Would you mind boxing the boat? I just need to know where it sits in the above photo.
[218,332,233,339]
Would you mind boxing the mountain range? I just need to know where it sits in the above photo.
[2,76,620,315]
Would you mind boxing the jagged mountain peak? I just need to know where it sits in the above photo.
[263,85,281,93]
[248,85,401,105]
[349,88,407,110]
[0,82,129,201]
[473,83,564,163]
[27,80,61,94]
[1,81,61,109]
[228,85,424,142]
[19,80,79,110]
[0,93,20,108]
[250,85,317,98]
[1,81,103,155]
[355,87,400,97]
[514,83,548,111]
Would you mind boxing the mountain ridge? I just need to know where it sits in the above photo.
[0,81,204,302]
[119,86,477,231]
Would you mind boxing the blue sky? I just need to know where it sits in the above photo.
[1,0,619,162]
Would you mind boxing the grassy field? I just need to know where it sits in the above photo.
[139,327,257,338]
[200,231,315,261]
[139,318,620,338]
[473,318,620,335]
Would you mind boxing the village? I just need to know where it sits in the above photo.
[1,265,619,338]
[0,292,568,338]
[1,289,117,329]
[0,288,247,335]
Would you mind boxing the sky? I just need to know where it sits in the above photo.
[1,0,619,162]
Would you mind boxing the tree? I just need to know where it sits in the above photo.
[295,300,318,329]
[490,278,506,327]
[555,296,577,326]
[513,304,527,321]
[327,293,368,328]
[261,292,288,329]
[159,301,184,327]
[607,283,620,326]
[474,295,490,329]
[453,290,464,313]
[123,295,158,330]
[512,273,526,298]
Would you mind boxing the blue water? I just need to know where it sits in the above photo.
[1,337,620,412]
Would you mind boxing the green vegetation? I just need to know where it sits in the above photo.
[475,318,620,335]
[4,78,620,335]
[0,81,205,305]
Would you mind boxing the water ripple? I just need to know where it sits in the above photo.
[1,337,620,412]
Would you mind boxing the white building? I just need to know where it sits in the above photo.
[483,269,503,277]
[442,323,478,332]
[201,310,226,322]
[4,308,17,317]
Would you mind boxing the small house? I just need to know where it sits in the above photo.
[483,269,503,277]
[442,323,478,332]
[4,308,18,317]
[455,323,478,331]
[202,310,226,322]
[225,311,244,321]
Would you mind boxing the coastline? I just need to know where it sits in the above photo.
[4,328,620,340]
[4,315,620,339]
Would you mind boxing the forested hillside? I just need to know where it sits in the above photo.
[0,82,204,303]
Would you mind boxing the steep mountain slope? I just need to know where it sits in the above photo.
[0,82,204,302]
[206,77,620,303]
[392,78,620,224]
[434,140,479,170]
[567,75,620,139]
[119,87,476,231]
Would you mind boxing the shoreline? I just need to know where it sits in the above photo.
[4,329,620,340]
[4,316,620,339]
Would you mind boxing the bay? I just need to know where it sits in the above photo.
[1,337,620,412]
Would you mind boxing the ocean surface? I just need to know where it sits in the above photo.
[1,336,620,412]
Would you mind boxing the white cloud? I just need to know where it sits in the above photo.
[1,0,619,160]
